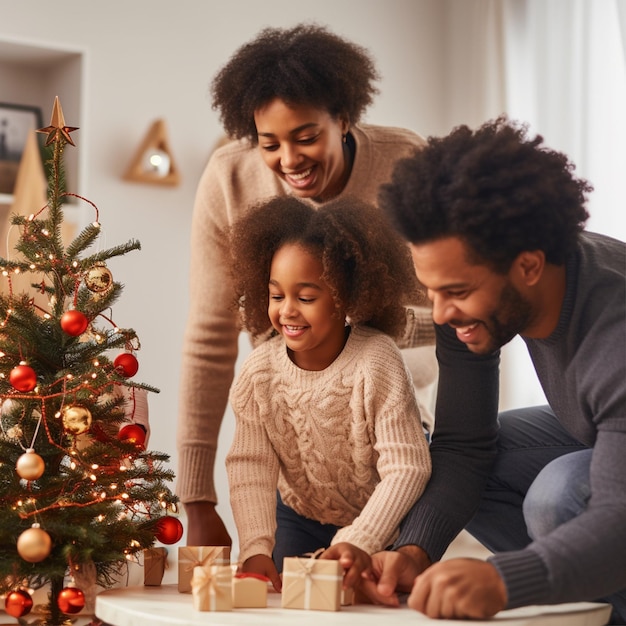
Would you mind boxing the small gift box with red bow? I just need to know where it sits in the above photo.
[281,553,343,612]
[191,564,233,612]
[232,572,269,608]
[178,546,230,593]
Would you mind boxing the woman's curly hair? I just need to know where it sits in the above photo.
[228,196,422,339]
[380,116,592,273]
[211,23,380,143]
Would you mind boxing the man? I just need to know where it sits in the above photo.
[370,117,625,623]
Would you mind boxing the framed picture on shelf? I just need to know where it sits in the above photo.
[0,103,43,195]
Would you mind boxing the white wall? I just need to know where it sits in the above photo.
[4,0,622,546]
[1,0,456,541]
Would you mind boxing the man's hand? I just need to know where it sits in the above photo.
[241,554,282,593]
[408,558,507,619]
[184,501,232,547]
[355,545,430,606]
[320,542,372,589]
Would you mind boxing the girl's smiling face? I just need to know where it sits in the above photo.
[268,243,347,370]
[254,98,350,202]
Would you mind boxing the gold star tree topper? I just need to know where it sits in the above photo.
[37,96,79,146]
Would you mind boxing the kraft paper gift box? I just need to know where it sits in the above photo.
[341,586,354,606]
[191,564,233,612]
[178,545,230,593]
[143,547,168,586]
[281,555,343,611]
[232,572,269,608]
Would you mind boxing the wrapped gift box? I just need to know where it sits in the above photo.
[341,587,354,606]
[191,564,233,612]
[178,545,230,593]
[232,572,269,608]
[281,556,342,611]
[143,547,168,586]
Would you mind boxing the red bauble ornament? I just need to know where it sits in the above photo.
[114,352,139,377]
[118,423,147,448]
[60,310,89,336]
[57,586,85,614]
[155,515,184,544]
[5,589,33,618]
[9,364,37,392]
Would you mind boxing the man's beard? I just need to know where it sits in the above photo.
[479,282,534,354]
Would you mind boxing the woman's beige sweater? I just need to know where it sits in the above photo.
[176,124,435,505]
[226,326,432,563]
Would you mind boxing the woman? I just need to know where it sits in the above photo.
[176,23,436,547]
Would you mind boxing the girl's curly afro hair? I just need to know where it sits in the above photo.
[211,23,380,143]
[228,195,423,339]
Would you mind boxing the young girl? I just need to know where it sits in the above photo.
[225,196,432,593]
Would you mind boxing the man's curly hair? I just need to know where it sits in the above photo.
[228,196,422,339]
[379,116,592,273]
[211,23,380,144]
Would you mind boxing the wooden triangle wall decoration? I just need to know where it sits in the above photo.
[123,118,180,186]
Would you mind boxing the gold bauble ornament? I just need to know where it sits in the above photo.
[17,525,52,563]
[84,262,113,294]
[62,405,93,435]
[16,449,45,480]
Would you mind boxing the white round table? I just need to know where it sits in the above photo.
[95,584,612,626]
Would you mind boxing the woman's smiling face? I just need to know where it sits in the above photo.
[254,98,350,202]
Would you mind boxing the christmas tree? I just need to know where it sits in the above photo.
[0,98,181,625]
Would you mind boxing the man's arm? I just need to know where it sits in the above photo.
[358,325,500,605]
[394,323,500,561]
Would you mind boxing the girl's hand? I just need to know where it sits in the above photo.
[321,542,373,590]
[242,554,282,592]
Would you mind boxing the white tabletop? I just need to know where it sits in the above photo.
[95,584,612,626]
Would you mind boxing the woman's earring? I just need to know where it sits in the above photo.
[342,134,347,143]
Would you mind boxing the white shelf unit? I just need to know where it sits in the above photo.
[0,36,85,202]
